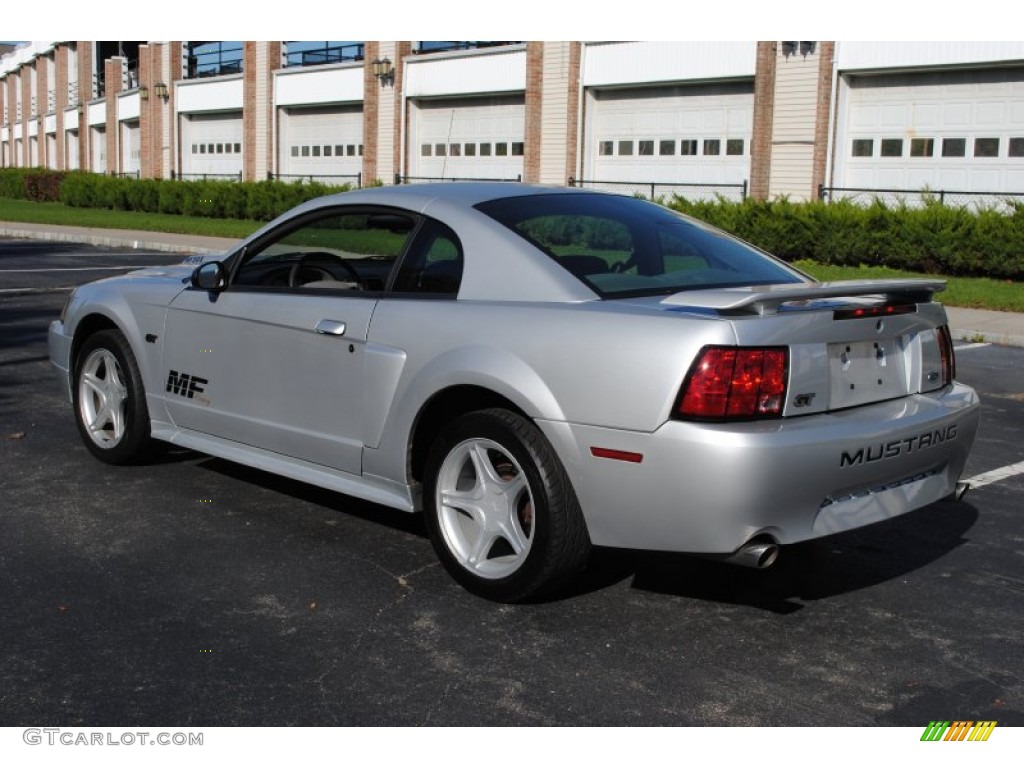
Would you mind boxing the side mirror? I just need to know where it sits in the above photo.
[191,261,227,292]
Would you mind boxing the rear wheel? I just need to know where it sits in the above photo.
[73,329,153,464]
[423,408,590,602]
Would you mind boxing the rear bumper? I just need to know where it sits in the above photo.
[48,320,73,403]
[539,382,980,553]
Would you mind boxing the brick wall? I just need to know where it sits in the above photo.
[105,57,123,174]
[812,42,836,198]
[524,42,543,183]
[749,41,777,200]
[54,45,68,169]
[392,42,411,180]
[362,41,380,183]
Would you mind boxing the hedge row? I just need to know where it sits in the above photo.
[669,196,1024,280]
[0,168,351,222]
[0,168,68,202]
[2,169,1022,278]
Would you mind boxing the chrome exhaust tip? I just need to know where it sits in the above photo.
[725,539,779,570]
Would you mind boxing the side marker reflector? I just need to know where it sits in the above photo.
[590,447,644,464]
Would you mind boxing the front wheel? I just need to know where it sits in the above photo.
[423,408,590,602]
[72,329,153,465]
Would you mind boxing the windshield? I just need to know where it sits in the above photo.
[475,193,806,298]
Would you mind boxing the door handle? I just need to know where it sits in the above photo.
[313,319,347,336]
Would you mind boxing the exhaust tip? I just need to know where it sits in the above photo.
[724,539,779,570]
[955,481,970,502]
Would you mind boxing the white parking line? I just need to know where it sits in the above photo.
[0,266,152,272]
[954,342,992,351]
[965,461,1024,490]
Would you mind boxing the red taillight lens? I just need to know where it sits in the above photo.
[937,325,955,386]
[676,346,789,421]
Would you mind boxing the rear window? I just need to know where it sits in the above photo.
[475,193,804,298]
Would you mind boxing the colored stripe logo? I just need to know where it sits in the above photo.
[920,721,997,741]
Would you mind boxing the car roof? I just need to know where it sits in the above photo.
[301,182,594,213]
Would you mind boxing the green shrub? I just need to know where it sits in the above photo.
[666,195,1024,280]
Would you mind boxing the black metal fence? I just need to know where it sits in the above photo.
[267,172,361,187]
[818,184,1024,211]
[395,174,522,185]
[568,177,747,201]
[177,172,243,182]
[112,171,140,179]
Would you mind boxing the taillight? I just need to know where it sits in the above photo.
[937,325,955,385]
[676,346,789,421]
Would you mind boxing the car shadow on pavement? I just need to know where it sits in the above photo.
[194,456,429,539]
[553,499,980,612]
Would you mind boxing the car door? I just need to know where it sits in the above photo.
[161,206,418,475]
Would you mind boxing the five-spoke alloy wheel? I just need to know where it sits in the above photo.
[424,408,590,602]
[73,329,153,464]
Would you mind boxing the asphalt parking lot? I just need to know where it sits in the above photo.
[1,238,1022,727]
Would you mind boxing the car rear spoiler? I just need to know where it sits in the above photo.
[660,279,947,316]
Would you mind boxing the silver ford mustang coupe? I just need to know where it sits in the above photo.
[49,183,980,601]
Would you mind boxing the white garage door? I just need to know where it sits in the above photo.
[584,82,753,194]
[121,121,140,175]
[409,96,524,181]
[279,105,363,183]
[181,112,243,179]
[835,68,1024,196]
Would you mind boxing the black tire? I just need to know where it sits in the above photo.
[72,329,153,465]
[423,408,591,602]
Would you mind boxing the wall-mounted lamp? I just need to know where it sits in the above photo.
[372,57,395,88]
[153,82,170,102]
[139,85,149,101]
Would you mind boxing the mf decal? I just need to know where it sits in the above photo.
[841,424,958,468]
[166,370,209,400]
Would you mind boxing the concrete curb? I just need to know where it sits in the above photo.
[0,223,234,255]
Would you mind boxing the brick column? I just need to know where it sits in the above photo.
[37,59,48,168]
[166,42,181,179]
[77,42,92,171]
[21,64,31,167]
[812,42,836,199]
[534,41,581,185]
[749,41,777,200]
[55,46,68,169]
[362,41,380,184]
[392,41,411,181]
[523,42,543,183]
[243,42,280,181]
[105,57,124,174]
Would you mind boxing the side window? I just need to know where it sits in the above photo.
[393,220,464,295]
[233,210,416,290]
